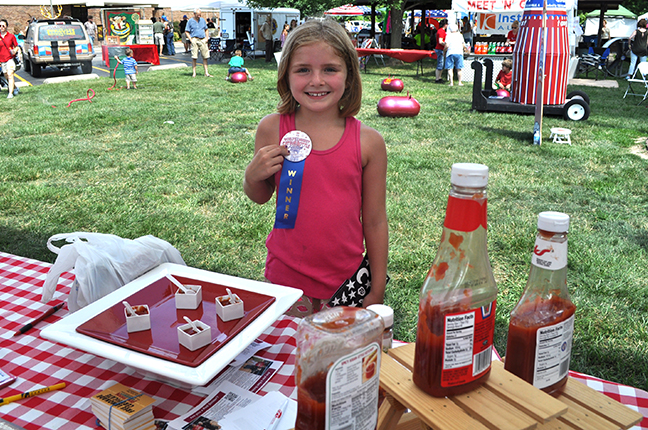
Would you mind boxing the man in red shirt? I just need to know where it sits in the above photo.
[0,19,19,99]
[434,19,448,84]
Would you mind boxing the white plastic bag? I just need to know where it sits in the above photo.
[41,232,186,312]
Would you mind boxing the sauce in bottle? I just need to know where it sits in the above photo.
[295,306,383,430]
[504,211,576,396]
[413,163,498,397]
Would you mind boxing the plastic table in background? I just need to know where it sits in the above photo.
[0,251,646,429]
[101,44,160,67]
[356,48,435,74]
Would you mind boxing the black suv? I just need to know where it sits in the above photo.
[22,18,96,77]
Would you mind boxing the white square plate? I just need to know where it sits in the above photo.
[41,263,302,387]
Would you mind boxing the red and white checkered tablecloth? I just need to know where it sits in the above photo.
[0,252,298,430]
[1,251,647,429]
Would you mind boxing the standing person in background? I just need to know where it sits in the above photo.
[85,15,98,47]
[179,15,190,53]
[434,19,448,84]
[0,19,19,99]
[280,23,289,48]
[163,17,175,56]
[207,18,216,29]
[601,19,610,45]
[506,21,519,46]
[152,17,165,57]
[288,19,298,33]
[261,15,274,62]
[185,8,212,77]
[461,16,473,48]
[627,19,648,79]
[444,23,465,86]
[114,48,138,89]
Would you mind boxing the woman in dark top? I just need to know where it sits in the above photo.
[628,19,648,78]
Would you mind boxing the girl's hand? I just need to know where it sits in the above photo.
[362,289,384,308]
[246,145,289,184]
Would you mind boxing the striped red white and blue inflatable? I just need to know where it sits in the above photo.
[511,0,569,105]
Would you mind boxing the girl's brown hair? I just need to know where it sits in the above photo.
[276,18,362,117]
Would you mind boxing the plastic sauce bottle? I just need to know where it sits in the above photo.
[413,163,498,397]
[504,212,576,396]
[367,304,394,352]
[294,306,384,430]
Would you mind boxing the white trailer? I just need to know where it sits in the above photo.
[217,0,300,56]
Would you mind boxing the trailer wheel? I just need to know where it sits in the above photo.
[566,90,590,105]
[563,99,590,121]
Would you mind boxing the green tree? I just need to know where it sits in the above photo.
[620,0,648,15]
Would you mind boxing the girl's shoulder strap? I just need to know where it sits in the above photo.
[279,112,296,137]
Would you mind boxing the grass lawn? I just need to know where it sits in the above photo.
[1,56,647,391]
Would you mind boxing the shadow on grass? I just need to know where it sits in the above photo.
[474,124,533,141]
[0,226,56,264]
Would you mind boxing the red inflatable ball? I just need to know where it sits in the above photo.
[230,72,247,83]
[496,89,511,98]
[381,77,404,92]
[377,93,421,117]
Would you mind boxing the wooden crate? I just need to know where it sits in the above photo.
[380,343,643,430]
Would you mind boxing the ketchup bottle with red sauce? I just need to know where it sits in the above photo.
[294,306,383,430]
[413,163,498,397]
[504,212,576,396]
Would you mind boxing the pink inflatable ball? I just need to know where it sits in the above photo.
[377,93,421,117]
[496,89,511,98]
[230,72,247,83]
[381,77,405,92]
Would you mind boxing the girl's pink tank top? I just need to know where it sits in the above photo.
[264,113,365,300]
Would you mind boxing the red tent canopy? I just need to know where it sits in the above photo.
[324,4,364,16]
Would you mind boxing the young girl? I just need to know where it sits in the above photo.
[280,23,289,48]
[243,19,388,316]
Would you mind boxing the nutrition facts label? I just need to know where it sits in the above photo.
[443,312,475,369]
[534,315,574,389]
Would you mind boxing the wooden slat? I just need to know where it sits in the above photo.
[487,361,568,423]
[452,385,539,430]
[377,394,408,430]
[558,396,622,430]
[559,378,644,429]
[395,412,429,430]
[390,344,566,426]
[536,419,580,430]
[379,352,490,430]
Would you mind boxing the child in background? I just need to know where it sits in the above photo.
[226,49,253,81]
[243,18,388,316]
[114,48,138,89]
[495,58,513,91]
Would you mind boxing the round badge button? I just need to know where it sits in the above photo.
[280,130,312,162]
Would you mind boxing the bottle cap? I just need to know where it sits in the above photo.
[451,163,489,187]
[367,304,393,328]
[537,211,570,232]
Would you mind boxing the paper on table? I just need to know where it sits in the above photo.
[218,391,297,430]
[166,381,260,430]
[192,354,283,396]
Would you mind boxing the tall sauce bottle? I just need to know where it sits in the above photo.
[504,211,576,396]
[294,306,383,430]
[413,163,498,397]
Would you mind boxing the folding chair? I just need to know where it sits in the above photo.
[243,31,255,60]
[578,47,610,80]
[369,38,385,66]
[623,62,648,105]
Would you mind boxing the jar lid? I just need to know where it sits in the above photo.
[451,163,489,187]
[537,211,570,232]
[366,304,393,327]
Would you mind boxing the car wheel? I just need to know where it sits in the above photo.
[81,61,92,74]
[31,60,41,78]
[566,90,590,106]
[563,99,590,121]
[24,55,31,73]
